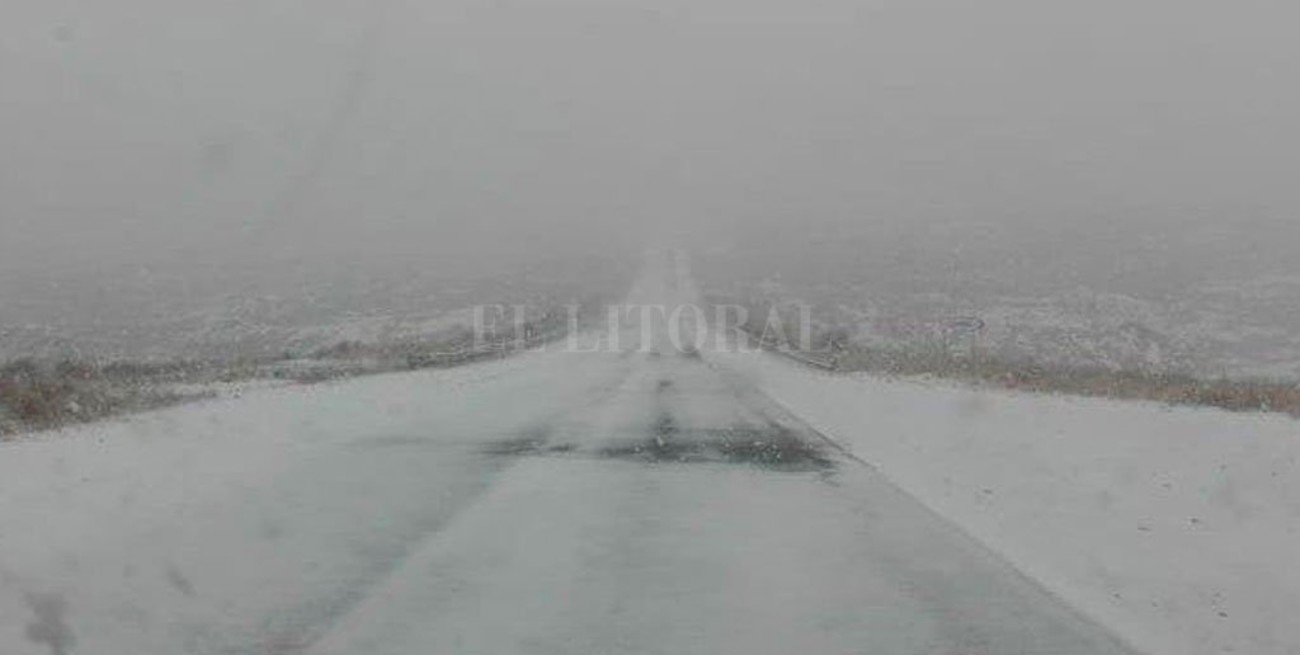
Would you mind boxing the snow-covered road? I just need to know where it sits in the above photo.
[3,259,1143,654]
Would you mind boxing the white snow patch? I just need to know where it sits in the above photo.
[713,348,1300,655]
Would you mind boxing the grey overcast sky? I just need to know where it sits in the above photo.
[2,0,1298,301]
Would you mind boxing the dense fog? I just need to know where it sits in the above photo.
[3,0,1298,367]
[7,4,1300,651]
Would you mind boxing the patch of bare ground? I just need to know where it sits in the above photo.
[727,316,1300,419]
[0,304,595,438]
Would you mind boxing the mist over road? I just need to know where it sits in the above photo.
[0,254,1139,655]
[5,1,1297,650]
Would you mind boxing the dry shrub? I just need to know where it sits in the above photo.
[797,337,1300,419]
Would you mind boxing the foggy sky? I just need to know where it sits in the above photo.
[3,0,1299,313]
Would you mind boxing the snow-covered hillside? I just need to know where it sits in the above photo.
[0,255,633,363]
[694,223,1300,380]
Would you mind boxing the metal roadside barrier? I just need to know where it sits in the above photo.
[738,328,838,371]
[407,328,570,369]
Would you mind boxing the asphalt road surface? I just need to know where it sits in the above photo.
[1,257,1140,655]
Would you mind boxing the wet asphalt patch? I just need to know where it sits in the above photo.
[481,425,559,456]
[482,437,579,457]
[486,422,835,473]
[598,423,835,472]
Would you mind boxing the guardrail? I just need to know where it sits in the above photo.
[738,329,838,371]
[405,328,571,369]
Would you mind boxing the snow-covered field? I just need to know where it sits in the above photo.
[2,255,1296,655]
[713,347,1300,655]
[693,225,1300,380]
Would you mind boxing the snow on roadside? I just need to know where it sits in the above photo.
[0,344,606,654]
[714,348,1300,655]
